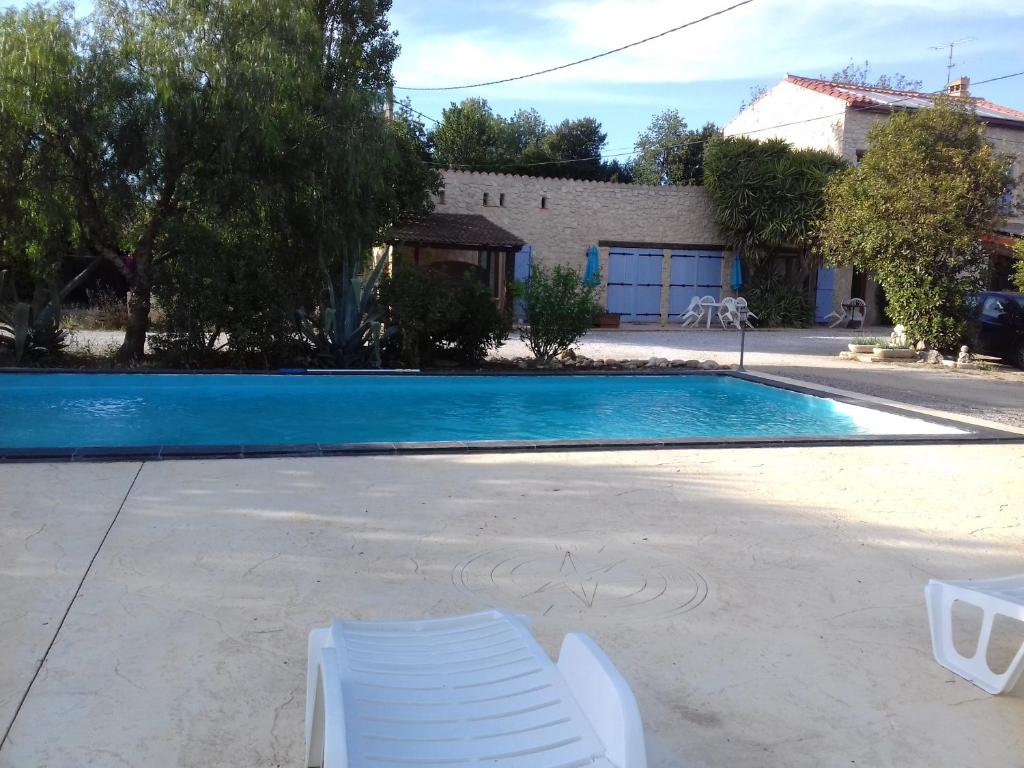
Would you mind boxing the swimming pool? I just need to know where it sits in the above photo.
[0,372,968,457]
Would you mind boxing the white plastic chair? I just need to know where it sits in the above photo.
[306,609,647,767]
[717,297,739,329]
[925,575,1024,694]
[678,296,702,327]
[735,297,758,328]
[827,298,866,329]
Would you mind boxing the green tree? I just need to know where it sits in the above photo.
[632,110,720,185]
[1012,240,1024,293]
[543,117,607,180]
[1,0,434,365]
[818,99,1010,351]
[825,60,923,91]
[430,98,517,169]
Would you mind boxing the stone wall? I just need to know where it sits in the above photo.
[436,170,728,323]
[438,170,723,265]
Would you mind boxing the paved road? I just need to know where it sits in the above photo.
[497,326,1024,428]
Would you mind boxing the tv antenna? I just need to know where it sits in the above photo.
[930,38,974,85]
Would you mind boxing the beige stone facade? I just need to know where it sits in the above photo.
[435,170,730,323]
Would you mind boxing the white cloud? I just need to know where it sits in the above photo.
[392,0,1023,92]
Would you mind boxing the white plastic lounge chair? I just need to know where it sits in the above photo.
[735,297,758,328]
[306,609,647,768]
[925,575,1024,694]
[678,296,702,327]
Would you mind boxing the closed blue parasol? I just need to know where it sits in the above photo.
[583,245,600,287]
[730,253,744,293]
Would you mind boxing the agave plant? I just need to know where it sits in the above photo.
[0,270,68,362]
[297,255,391,368]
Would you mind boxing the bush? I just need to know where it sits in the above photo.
[379,261,510,367]
[151,240,311,368]
[1012,240,1024,293]
[746,273,812,328]
[0,271,68,361]
[516,263,598,361]
[443,276,510,364]
[851,336,886,345]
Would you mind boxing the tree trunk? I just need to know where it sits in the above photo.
[118,273,151,363]
[115,174,179,363]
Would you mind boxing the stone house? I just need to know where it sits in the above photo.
[389,169,730,324]
[724,75,1024,323]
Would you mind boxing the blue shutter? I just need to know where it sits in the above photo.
[669,250,723,321]
[815,267,836,322]
[607,249,663,322]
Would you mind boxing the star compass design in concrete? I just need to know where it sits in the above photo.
[452,542,709,621]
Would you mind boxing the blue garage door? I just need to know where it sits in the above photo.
[815,267,836,323]
[607,249,663,322]
[668,250,723,321]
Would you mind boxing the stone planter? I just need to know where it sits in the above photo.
[597,312,621,329]
[872,347,917,360]
[848,343,875,353]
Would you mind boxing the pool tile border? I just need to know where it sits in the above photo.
[1,369,1022,462]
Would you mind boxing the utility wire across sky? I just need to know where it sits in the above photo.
[413,69,1024,172]
[394,0,756,92]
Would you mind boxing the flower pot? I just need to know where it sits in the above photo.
[848,344,875,353]
[598,312,621,329]
[872,347,917,360]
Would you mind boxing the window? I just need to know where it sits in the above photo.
[482,192,489,206]
[855,150,866,166]
[997,187,1014,214]
[499,193,505,207]
[981,297,1009,322]
[437,190,445,205]
[540,196,548,209]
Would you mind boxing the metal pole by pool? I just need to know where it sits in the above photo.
[737,306,748,370]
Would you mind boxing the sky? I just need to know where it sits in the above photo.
[390,0,1024,154]
[7,0,1023,157]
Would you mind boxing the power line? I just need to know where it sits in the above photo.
[394,0,756,92]
[399,103,441,125]
[423,69,1024,172]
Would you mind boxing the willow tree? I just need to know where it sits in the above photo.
[818,99,1010,351]
[0,0,433,363]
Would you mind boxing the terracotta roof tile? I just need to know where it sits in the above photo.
[784,75,1024,126]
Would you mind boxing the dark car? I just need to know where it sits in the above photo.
[968,291,1024,368]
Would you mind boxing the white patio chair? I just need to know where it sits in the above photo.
[735,297,758,328]
[827,298,866,329]
[678,296,702,327]
[925,575,1024,694]
[306,609,647,768]
[718,297,740,329]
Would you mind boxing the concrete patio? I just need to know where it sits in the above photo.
[2,445,1022,767]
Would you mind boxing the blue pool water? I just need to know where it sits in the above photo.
[0,373,960,450]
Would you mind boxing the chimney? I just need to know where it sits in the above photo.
[947,76,970,97]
